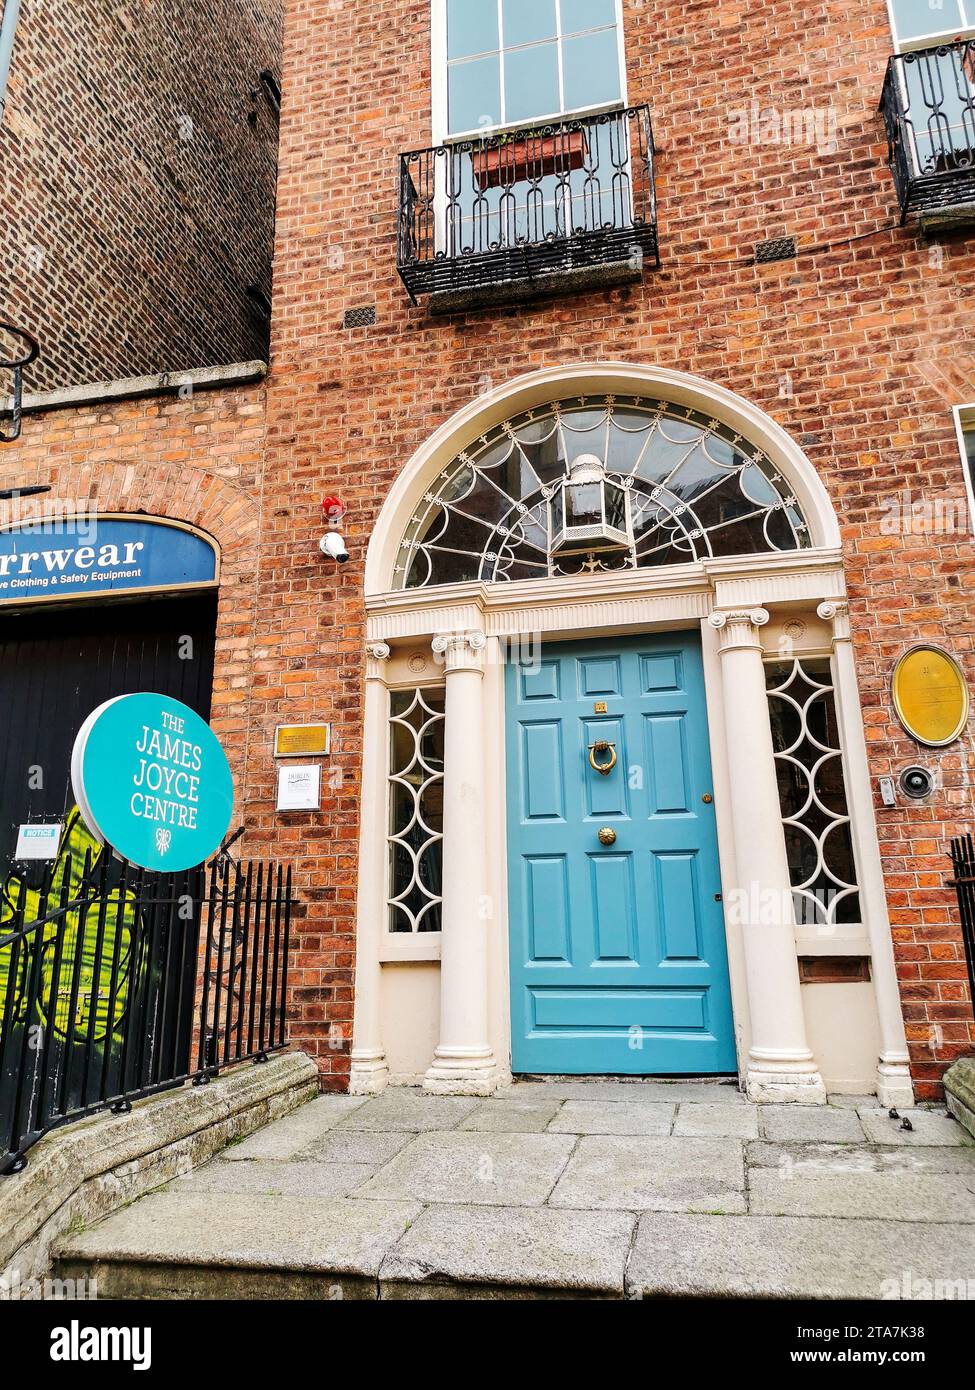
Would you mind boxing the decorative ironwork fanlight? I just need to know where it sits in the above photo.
[394,395,812,591]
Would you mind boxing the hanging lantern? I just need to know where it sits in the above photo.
[549,455,632,560]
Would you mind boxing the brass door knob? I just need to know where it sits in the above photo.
[597,827,617,846]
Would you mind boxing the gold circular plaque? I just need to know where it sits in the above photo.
[892,646,970,748]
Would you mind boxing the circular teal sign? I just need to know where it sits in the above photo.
[71,694,234,872]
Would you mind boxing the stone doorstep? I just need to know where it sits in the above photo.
[944,1057,975,1142]
[47,1083,975,1301]
[1,1051,319,1286]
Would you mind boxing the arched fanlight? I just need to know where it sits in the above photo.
[395,395,812,590]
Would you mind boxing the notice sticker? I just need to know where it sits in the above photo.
[14,823,62,861]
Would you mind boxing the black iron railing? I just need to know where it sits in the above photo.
[0,850,294,1173]
[397,104,659,304]
[949,835,975,1027]
[0,320,39,444]
[881,40,975,221]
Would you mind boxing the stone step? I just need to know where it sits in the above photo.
[54,1187,975,1301]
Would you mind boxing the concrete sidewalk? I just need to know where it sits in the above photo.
[56,1080,975,1300]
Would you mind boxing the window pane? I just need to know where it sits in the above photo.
[447,0,499,59]
[449,54,502,132]
[561,0,617,35]
[563,29,621,111]
[502,0,556,47]
[891,0,964,42]
[965,426,975,477]
[504,41,560,123]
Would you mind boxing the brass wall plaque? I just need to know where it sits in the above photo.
[274,724,332,758]
[892,647,969,748]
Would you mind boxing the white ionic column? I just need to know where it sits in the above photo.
[424,630,499,1096]
[818,601,914,1108]
[350,641,392,1095]
[709,609,827,1105]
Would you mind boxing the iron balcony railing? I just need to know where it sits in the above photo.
[0,845,294,1173]
[949,835,975,1029]
[881,39,975,221]
[397,104,659,304]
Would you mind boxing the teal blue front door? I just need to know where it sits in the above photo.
[506,633,737,1075]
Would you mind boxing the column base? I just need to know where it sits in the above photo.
[349,1051,389,1096]
[876,1057,915,1110]
[746,1059,827,1105]
[423,1046,500,1097]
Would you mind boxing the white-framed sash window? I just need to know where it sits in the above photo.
[434,0,627,141]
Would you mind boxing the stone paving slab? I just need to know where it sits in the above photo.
[548,1135,746,1213]
[546,1100,675,1136]
[759,1105,866,1144]
[857,1108,974,1147]
[379,1204,636,1299]
[749,1169,975,1223]
[357,1130,577,1207]
[165,1159,376,1200]
[748,1141,975,1174]
[58,1191,421,1279]
[674,1103,760,1139]
[459,1097,564,1132]
[510,1080,745,1104]
[337,1091,481,1133]
[218,1095,368,1162]
[626,1212,975,1300]
[293,1129,414,1166]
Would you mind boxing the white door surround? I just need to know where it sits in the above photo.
[351,363,914,1107]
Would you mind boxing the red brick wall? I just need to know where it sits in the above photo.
[260,0,974,1095]
[2,0,973,1098]
[0,0,282,392]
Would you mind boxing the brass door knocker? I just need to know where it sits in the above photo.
[588,740,618,776]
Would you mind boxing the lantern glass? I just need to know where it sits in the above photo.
[565,481,603,528]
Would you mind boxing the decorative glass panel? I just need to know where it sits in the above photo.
[388,689,445,933]
[394,396,813,590]
[766,660,861,928]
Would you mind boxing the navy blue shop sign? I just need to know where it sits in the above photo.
[0,517,218,604]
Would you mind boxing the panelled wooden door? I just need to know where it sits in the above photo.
[506,633,737,1075]
[0,595,217,872]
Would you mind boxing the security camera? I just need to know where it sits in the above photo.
[899,766,935,800]
[320,531,350,563]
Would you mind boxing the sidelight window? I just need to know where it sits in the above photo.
[387,688,445,934]
[765,659,862,928]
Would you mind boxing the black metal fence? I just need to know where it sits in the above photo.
[949,835,975,1027]
[398,104,658,302]
[0,851,294,1173]
[881,40,975,221]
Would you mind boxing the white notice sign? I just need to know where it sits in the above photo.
[15,823,63,861]
[276,764,321,812]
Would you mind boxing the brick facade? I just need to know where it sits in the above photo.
[0,0,282,391]
[1,0,973,1098]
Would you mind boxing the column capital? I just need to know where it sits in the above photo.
[432,630,487,674]
[365,641,392,680]
[817,600,852,645]
[708,608,770,653]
